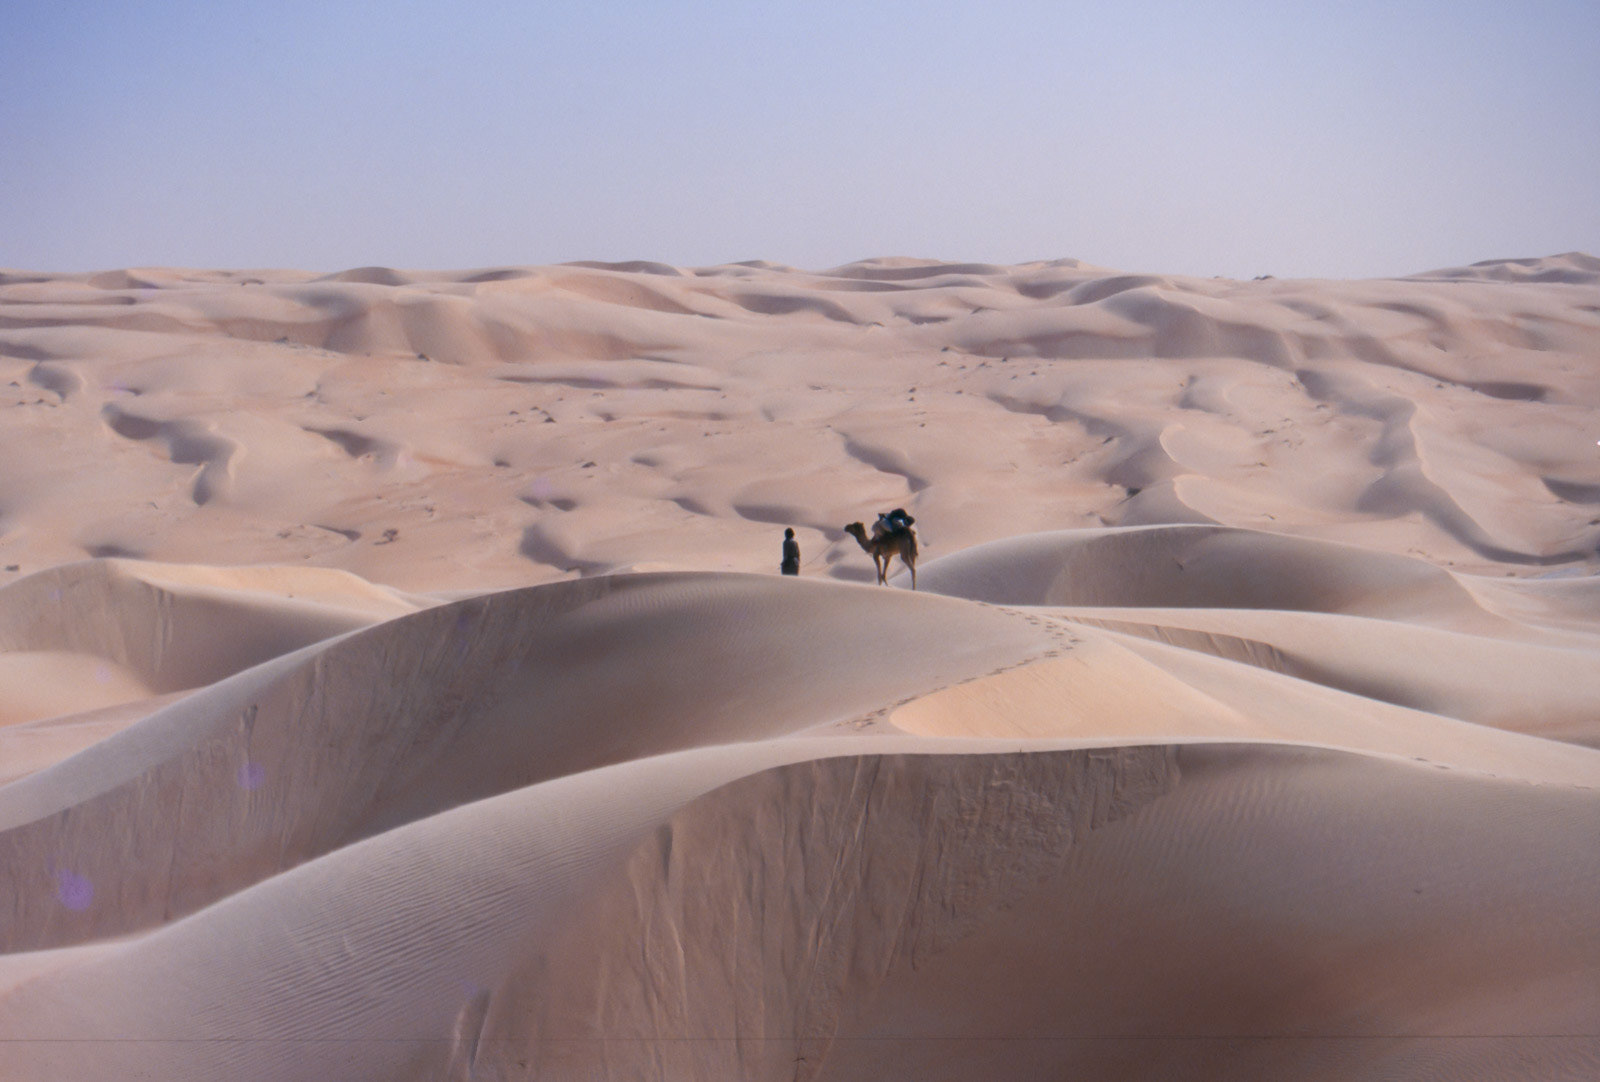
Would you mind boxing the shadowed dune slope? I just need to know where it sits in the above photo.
[0,559,422,695]
[1,742,1594,1082]
[1063,605,1600,744]
[916,524,1496,625]
[0,572,1057,951]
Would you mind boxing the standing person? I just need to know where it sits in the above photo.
[780,527,801,576]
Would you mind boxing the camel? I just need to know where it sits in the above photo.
[843,521,918,589]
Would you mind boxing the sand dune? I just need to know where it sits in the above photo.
[1,254,1597,1079]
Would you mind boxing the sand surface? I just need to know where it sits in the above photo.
[1,253,1597,1079]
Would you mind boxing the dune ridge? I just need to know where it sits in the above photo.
[1,255,1597,1079]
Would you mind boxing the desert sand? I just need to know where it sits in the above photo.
[1,253,1597,1079]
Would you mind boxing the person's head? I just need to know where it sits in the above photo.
[784,527,795,539]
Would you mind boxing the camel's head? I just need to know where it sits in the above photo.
[843,522,867,540]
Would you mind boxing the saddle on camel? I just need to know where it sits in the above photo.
[843,508,918,589]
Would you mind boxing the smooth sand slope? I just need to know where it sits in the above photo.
[1,254,1597,1080]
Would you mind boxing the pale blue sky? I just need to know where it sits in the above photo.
[4,0,1597,278]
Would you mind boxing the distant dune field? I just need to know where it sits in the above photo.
[1,254,1597,1080]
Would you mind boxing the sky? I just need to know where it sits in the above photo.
[4,0,1598,279]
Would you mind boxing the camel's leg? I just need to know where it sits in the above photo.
[876,554,888,585]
